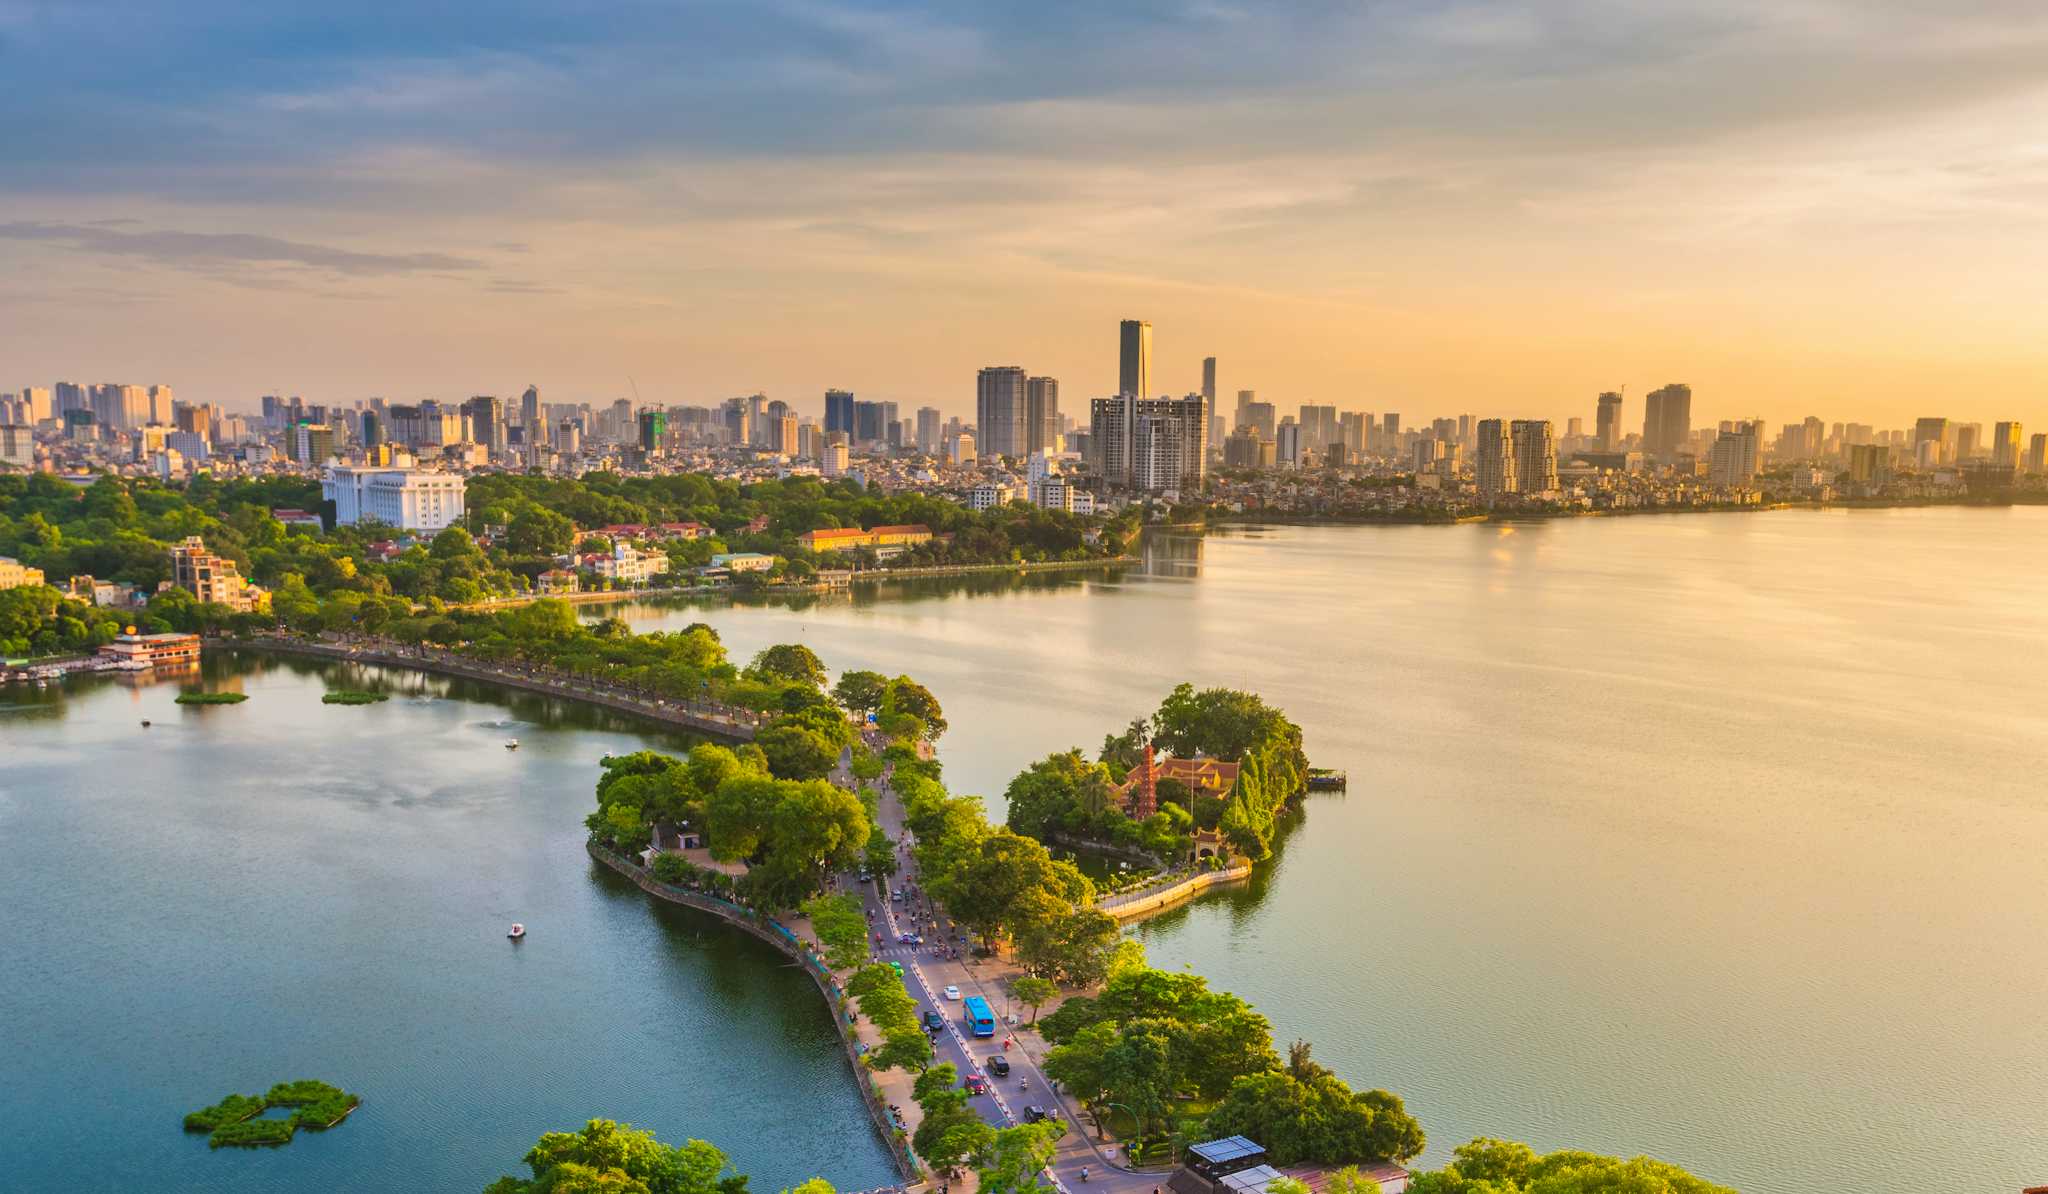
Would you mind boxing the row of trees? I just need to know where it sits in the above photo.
[1409,1137,1735,1194]
[467,472,1140,571]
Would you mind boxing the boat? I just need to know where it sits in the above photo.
[504,738,520,750]
[508,923,526,939]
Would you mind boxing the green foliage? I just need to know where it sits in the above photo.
[848,963,933,1073]
[1325,1168,1384,1194]
[830,670,888,716]
[209,1118,296,1148]
[880,676,946,740]
[322,690,390,705]
[264,1079,362,1129]
[1009,976,1057,1023]
[863,825,899,877]
[975,1122,1066,1194]
[800,893,869,970]
[1406,1138,1734,1194]
[748,643,828,689]
[1200,1047,1425,1166]
[175,691,248,705]
[756,722,839,781]
[183,1093,265,1132]
[484,1118,760,1194]
[0,584,128,658]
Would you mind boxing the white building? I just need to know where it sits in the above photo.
[323,467,466,532]
[966,482,1020,511]
[0,424,32,470]
[591,543,670,585]
[709,552,775,573]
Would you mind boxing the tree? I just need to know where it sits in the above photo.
[483,1118,744,1194]
[749,643,828,689]
[871,1030,934,1074]
[1325,1168,1383,1194]
[507,507,577,556]
[974,1122,1065,1194]
[831,670,888,717]
[1010,976,1057,1024]
[1405,1138,1734,1194]
[271,571,321,629]
[756,723,837,781]
[881,675,946,740]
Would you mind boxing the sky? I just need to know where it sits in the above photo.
[3,0,2046,429]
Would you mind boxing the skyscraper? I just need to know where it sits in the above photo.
[1201,356,1217,431]
[1118,320,1152,400]
[18,386,51,424]
[1119,320,1151,472]
[1475,419,1514,496]
[1510,420,1557,495]
[520,385,547,448]
[1596,391,1623,451]
[1992,421,2024,469]
[637,409,667,454]
[462,395,506,456]
[1709,422,1761,487]
[1642,383,1692,461]
[824,389,856,437]
[1025,376,1059,454]
[976,366,1028,458]
[1091,394,1206,491]
[1912,417,1950,466]
[916,407,942,452]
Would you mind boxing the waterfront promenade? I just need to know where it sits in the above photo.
[209,635,761,741]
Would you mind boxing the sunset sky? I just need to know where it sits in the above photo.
[3,1,2046,428]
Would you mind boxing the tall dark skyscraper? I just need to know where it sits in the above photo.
[976,366,1028,458]
[1596,391,1623,451]
[824,389,855,437]
[1118,319,1152,400]
[1643,383,1693,461]
[1025,376,1059,454]
[520,385,547,448]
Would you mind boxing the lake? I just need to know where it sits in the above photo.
[599,508,2048,1194]
[0,656,897,1194]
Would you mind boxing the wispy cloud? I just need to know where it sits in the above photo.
[0,221,482,276]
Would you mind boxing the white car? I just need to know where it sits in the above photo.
[942,985,962,1001]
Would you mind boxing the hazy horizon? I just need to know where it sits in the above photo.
[5,2,2046,428]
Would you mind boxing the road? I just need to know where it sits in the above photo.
[853,764,1162,1194]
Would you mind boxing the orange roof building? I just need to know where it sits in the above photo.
[1114,745,1241,818]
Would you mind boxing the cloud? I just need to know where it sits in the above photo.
[0,220,482,276]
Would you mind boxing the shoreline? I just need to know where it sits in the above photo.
[205,637,761,741]
[455,554,1141,614]
[585,842,921,1183]
[1198,493,2045,531]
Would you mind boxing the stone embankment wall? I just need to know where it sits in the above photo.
[1096,861,1253,922]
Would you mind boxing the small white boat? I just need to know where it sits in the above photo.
[508,923,526,939]
[504,738,520,750]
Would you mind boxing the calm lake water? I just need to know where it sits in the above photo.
[1,658,896,1194]
[601,509,2048,1194]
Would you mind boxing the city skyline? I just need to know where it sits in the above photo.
[5,4,2048,425]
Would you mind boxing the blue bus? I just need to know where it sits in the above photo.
[962,995,996,1038]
